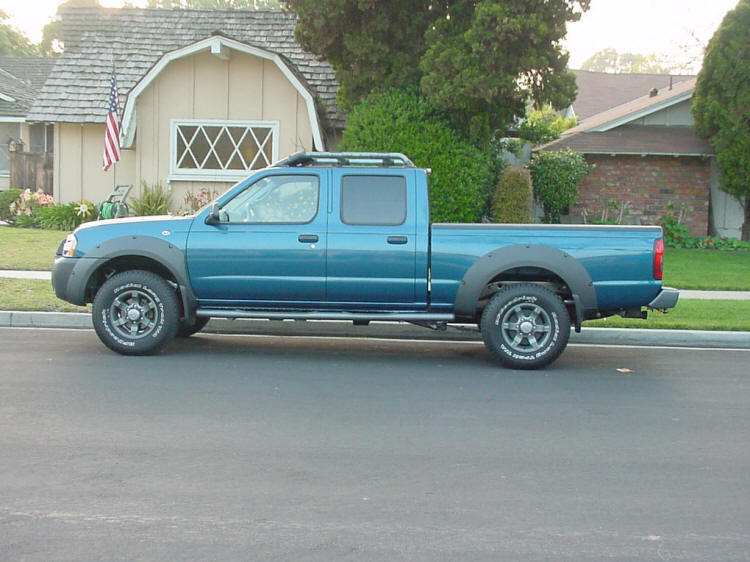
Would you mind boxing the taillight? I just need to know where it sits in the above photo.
[653,238,664,280]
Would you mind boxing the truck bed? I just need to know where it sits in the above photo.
[430,223,663,313]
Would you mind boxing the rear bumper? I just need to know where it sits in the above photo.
[648,287,679,310]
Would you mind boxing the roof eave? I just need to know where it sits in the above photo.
[589,89,694,132]
[120,35,325,151]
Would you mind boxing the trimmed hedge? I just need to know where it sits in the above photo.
[492,169,533,223]
[528,149,592,224]
[339,89,492,223]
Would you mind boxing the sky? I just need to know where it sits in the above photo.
[0,0,741,72]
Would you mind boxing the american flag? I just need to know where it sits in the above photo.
[102,70,121,171]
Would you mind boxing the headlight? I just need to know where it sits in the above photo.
[62,234,77,257]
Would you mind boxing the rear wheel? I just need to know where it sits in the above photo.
[480,284,570,370]
[92,270,179,355]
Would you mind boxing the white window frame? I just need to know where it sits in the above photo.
[169,118,280,182]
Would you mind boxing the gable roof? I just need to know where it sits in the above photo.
[539,78,712,156]
[27,7,342,128]
[571,70,695,121]
[0,57,56,118]
[120,35,324,150]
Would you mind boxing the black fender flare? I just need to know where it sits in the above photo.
[82,236,197,319]
[453,244,598,319]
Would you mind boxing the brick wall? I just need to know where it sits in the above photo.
[570,154,710,236]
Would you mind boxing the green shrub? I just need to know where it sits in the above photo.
[340,89,492,223]
[14,201,98,231]
[491,169,532,223]
[0,189,23,223]
[659,212,692,247]
[130,181,172,216]
[15,210,39,228]
[528,149,592,223]
[518,107,577,146]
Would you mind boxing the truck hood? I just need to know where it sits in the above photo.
[76,214,194,231]
[72,215,196,257]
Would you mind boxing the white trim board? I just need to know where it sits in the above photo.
[591,90,694,132]
[120,35,325,151]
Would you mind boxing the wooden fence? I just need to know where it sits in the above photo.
[9,148,53,194]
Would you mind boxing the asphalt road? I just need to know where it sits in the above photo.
[1,328,749,561]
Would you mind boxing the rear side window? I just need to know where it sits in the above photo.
[341,175,406,226]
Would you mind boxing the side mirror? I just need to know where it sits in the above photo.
[205,202,221,225]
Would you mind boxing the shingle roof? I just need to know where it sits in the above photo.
[538,125,712,156]
[539,78,711,156]
[0,57,56,118]
[27,7,343,128]
[571,70,695,121]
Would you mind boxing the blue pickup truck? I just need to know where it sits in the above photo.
[52,152,678,369]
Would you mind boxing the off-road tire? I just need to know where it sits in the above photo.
[480,284,570,370]
[176,316,210,338]
[92,270,179,355]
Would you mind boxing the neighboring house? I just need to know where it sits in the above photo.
[539,71,744,238]
[567,70,695,121]
[26,6,343,207]
[0,57,56,190]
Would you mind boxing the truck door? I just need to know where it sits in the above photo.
[326,169,419,308]
[186,170,327,306]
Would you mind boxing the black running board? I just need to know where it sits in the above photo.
[196,309,455,322]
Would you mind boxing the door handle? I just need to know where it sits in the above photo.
[387,236,408,245]
[298,234,319,243]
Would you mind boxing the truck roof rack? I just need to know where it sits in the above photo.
[272,151,416,169]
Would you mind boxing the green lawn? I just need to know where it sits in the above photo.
[584,299,750,331]
[0,226,66,271]
[0,277,747,331]
[1,225,749,292]
[663,248,750,290]
[0,278,88,313]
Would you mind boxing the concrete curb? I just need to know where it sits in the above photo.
[1,311,749,349]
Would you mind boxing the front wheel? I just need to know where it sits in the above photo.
[480,284,571,370]
[92,270,179,355]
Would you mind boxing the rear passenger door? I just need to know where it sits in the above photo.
[326,169,418,308]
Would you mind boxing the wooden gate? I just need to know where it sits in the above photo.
[9,147,53,194]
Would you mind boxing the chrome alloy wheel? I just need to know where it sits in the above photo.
[108,289,160,340]
[499,302,552,353]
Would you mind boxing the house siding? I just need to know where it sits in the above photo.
[633,99,694,127]
[53,48,315,208]
[55,123,137,204]
[571,154,710,236]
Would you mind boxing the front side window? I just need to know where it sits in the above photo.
[171,120,278,180]
[341,175,407,226]
[221,175,319,224]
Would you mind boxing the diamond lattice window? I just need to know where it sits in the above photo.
[171,120,278,180]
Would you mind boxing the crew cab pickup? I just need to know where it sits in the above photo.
[52,152,678,369]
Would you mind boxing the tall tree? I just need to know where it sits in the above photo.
[284,0,588,143]
[692,0,750,240]
[420,1,588,141]
[0,9,39,56]
[282,1,446,108]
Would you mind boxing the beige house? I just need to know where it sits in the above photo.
[25,6,343,208]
